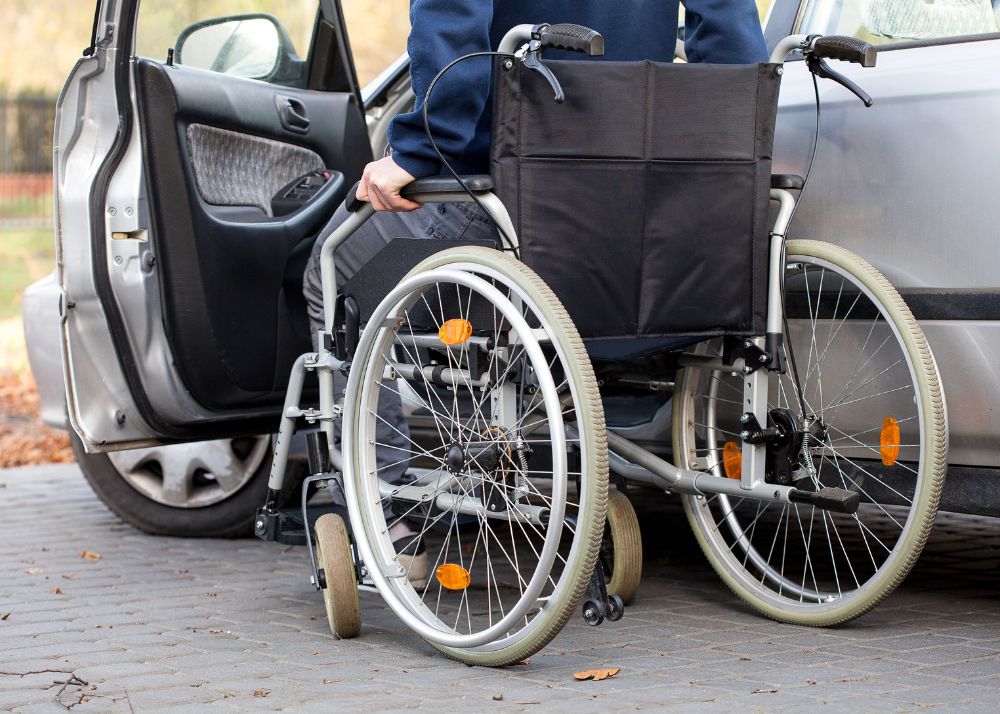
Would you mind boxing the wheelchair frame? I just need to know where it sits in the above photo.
[255,28,947,657]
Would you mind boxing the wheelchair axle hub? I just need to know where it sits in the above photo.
[446,441,500,475]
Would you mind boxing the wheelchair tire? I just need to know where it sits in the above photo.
[673,239,947,626]
[342,246,607,666]
[315,513,361,639]
[604,489,643,605]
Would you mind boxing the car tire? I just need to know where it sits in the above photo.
[70,433,300,538]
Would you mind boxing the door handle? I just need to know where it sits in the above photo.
[276,95,310,134]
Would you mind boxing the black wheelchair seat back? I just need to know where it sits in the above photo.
[490,57,782,344]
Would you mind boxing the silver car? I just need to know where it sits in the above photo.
[24,0,1000,536]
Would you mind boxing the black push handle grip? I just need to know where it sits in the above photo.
[536,24,605,56]
[811,35,877,67]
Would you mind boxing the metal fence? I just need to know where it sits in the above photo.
[0,97,56,229]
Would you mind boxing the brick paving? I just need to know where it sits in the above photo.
[2,463,998,712]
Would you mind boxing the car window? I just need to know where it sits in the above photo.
[797,0,1000,45]
[135,1,317,85]
[340,0,411,87]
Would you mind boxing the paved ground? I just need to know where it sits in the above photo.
[2,463,999,713]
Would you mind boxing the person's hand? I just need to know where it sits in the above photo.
[357,155,420,212]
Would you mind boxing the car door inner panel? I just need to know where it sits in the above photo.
[133,59,371,414]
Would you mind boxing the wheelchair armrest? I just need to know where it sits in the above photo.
[345,175,495,212]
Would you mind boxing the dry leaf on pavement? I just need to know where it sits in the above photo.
[53,586,65,595]
[22,567,43,575]
[78,551,102,561]
[251,688,271,698]
[751,688,779,694]
[573,668,620,682]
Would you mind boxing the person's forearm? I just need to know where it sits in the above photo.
[387,0,494,177]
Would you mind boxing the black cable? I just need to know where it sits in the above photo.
[780,69,822,418]
[419,50,520,256]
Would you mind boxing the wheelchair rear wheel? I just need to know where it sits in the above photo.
[342,247,608,666]
[673,239,947,626]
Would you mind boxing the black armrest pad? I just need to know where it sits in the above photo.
[345,175,494,213]
[771,174,805,190]
[400,175,494,197]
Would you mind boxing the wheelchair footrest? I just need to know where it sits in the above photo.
[255,503,349,546]
[789,486,860,515]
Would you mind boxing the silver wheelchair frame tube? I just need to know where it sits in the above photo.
[265,190,517,498]
[266,30,814,512]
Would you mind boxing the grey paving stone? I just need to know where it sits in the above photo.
[2,463,999,712]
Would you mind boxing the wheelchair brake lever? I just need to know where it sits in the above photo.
[523,41,565,103]
[807,55,874,108]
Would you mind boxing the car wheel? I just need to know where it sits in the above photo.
[70,433,297,537]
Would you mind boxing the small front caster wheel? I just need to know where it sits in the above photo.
[606,594,625,622]
[582,598,606,626]
[314,514,361,639]
[604,489,643,605]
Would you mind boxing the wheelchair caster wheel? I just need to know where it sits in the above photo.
[604,489,643,605]
[606,594,625,622]
[582,598,606,626]
[314,514,361,639]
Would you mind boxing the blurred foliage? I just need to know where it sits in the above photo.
[1,1,772,95]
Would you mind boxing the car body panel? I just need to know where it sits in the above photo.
[54,0,371,452]
[769,1,1000,467]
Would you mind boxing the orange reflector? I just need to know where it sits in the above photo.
[722,441,742,480]
[439,319,473,346]
[880,417,900,466]
[435,563,471,591]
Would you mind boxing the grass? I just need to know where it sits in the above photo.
[0,194,53,221]
[0,228,56,321]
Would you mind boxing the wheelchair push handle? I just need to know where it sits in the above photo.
[534,23,605,57]
[809,35,877,67]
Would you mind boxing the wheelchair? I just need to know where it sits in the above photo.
[254,25,948,667]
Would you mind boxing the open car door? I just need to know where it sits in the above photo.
[57,0,372,451]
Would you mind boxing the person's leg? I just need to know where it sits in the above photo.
[303,202,443,487]
[302,200,496,575]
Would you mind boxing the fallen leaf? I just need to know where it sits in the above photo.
[53,586,65,595]
[23,567,43,575]
[223,692,235,699]
[251,688,271,698]
[78,551,102,561]
[492,694,504,701]
[323,679,339,685]
[574,668,620,682]
[739,657,752,661]
[806,679,817,686]
[751,688,779,694]
[1,612,10,620]
[62,574,75,580]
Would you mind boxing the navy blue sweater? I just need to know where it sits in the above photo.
[387,0,768,178]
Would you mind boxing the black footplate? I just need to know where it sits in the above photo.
[254,502,348,546]
[789,486,861,514]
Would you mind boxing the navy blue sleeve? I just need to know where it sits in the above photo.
[386,0,493,178]
[683,0,768,64]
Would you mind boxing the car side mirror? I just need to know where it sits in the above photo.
[175,13,304,84]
